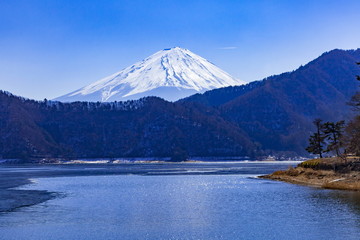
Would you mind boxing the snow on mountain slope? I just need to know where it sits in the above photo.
[55,47,245,102]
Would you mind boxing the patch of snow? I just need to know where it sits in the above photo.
[63,160,110,164]
[55,47,245,102]
[328,178,346,183]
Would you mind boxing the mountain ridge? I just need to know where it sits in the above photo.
[183,48,360,155]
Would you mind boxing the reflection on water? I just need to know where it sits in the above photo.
[329,191,360,211]
[327,191,360,227]
[0,163,360,240]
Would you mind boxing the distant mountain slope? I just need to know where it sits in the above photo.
[0,91,256,160]
[0,92,61,158]
[1,48,359,161]
[55,47,245,102]
[183,49,360,155]
[183,49,360,107]
[180,80,264,106]
[41,98,256,158]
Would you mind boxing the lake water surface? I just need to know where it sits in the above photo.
[1,162,360,240]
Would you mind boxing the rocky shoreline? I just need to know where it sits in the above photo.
[260,158,360,191]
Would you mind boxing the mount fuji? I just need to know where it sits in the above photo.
[55,47,245,102]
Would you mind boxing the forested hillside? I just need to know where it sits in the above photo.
[0,92,256,161]
[183,49,360,155]
[1,49,359,162]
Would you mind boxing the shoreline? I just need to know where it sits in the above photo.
[0,155,307,164]
[260,158,360,191]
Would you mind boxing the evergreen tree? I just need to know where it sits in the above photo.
[323,120,345,157]
[345,62,360,155]
[170,146,188,162]
[349,63,360,110]
[306,119,325,158]
[345,118,360,155]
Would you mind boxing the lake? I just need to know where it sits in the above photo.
[1,162,360,239]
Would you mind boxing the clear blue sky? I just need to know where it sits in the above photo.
[1,0,359,100]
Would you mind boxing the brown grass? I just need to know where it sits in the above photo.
[261,160,360,191]
[271,170,286,176]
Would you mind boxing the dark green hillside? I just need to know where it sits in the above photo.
[183,49,360,156]
[181,80,265,107]
[0,92,256,161]
[0,93,61,158]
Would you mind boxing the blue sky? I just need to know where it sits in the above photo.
[1,0,360,100]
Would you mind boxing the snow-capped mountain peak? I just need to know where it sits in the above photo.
[55,47,245,102]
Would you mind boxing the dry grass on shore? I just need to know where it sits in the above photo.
[261,157,360,191]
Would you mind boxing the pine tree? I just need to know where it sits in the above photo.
[306,119,325,158]
[346,118,360,155]
[345,62,360,155]
[323,120,345,157]
[349,63,360,110]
